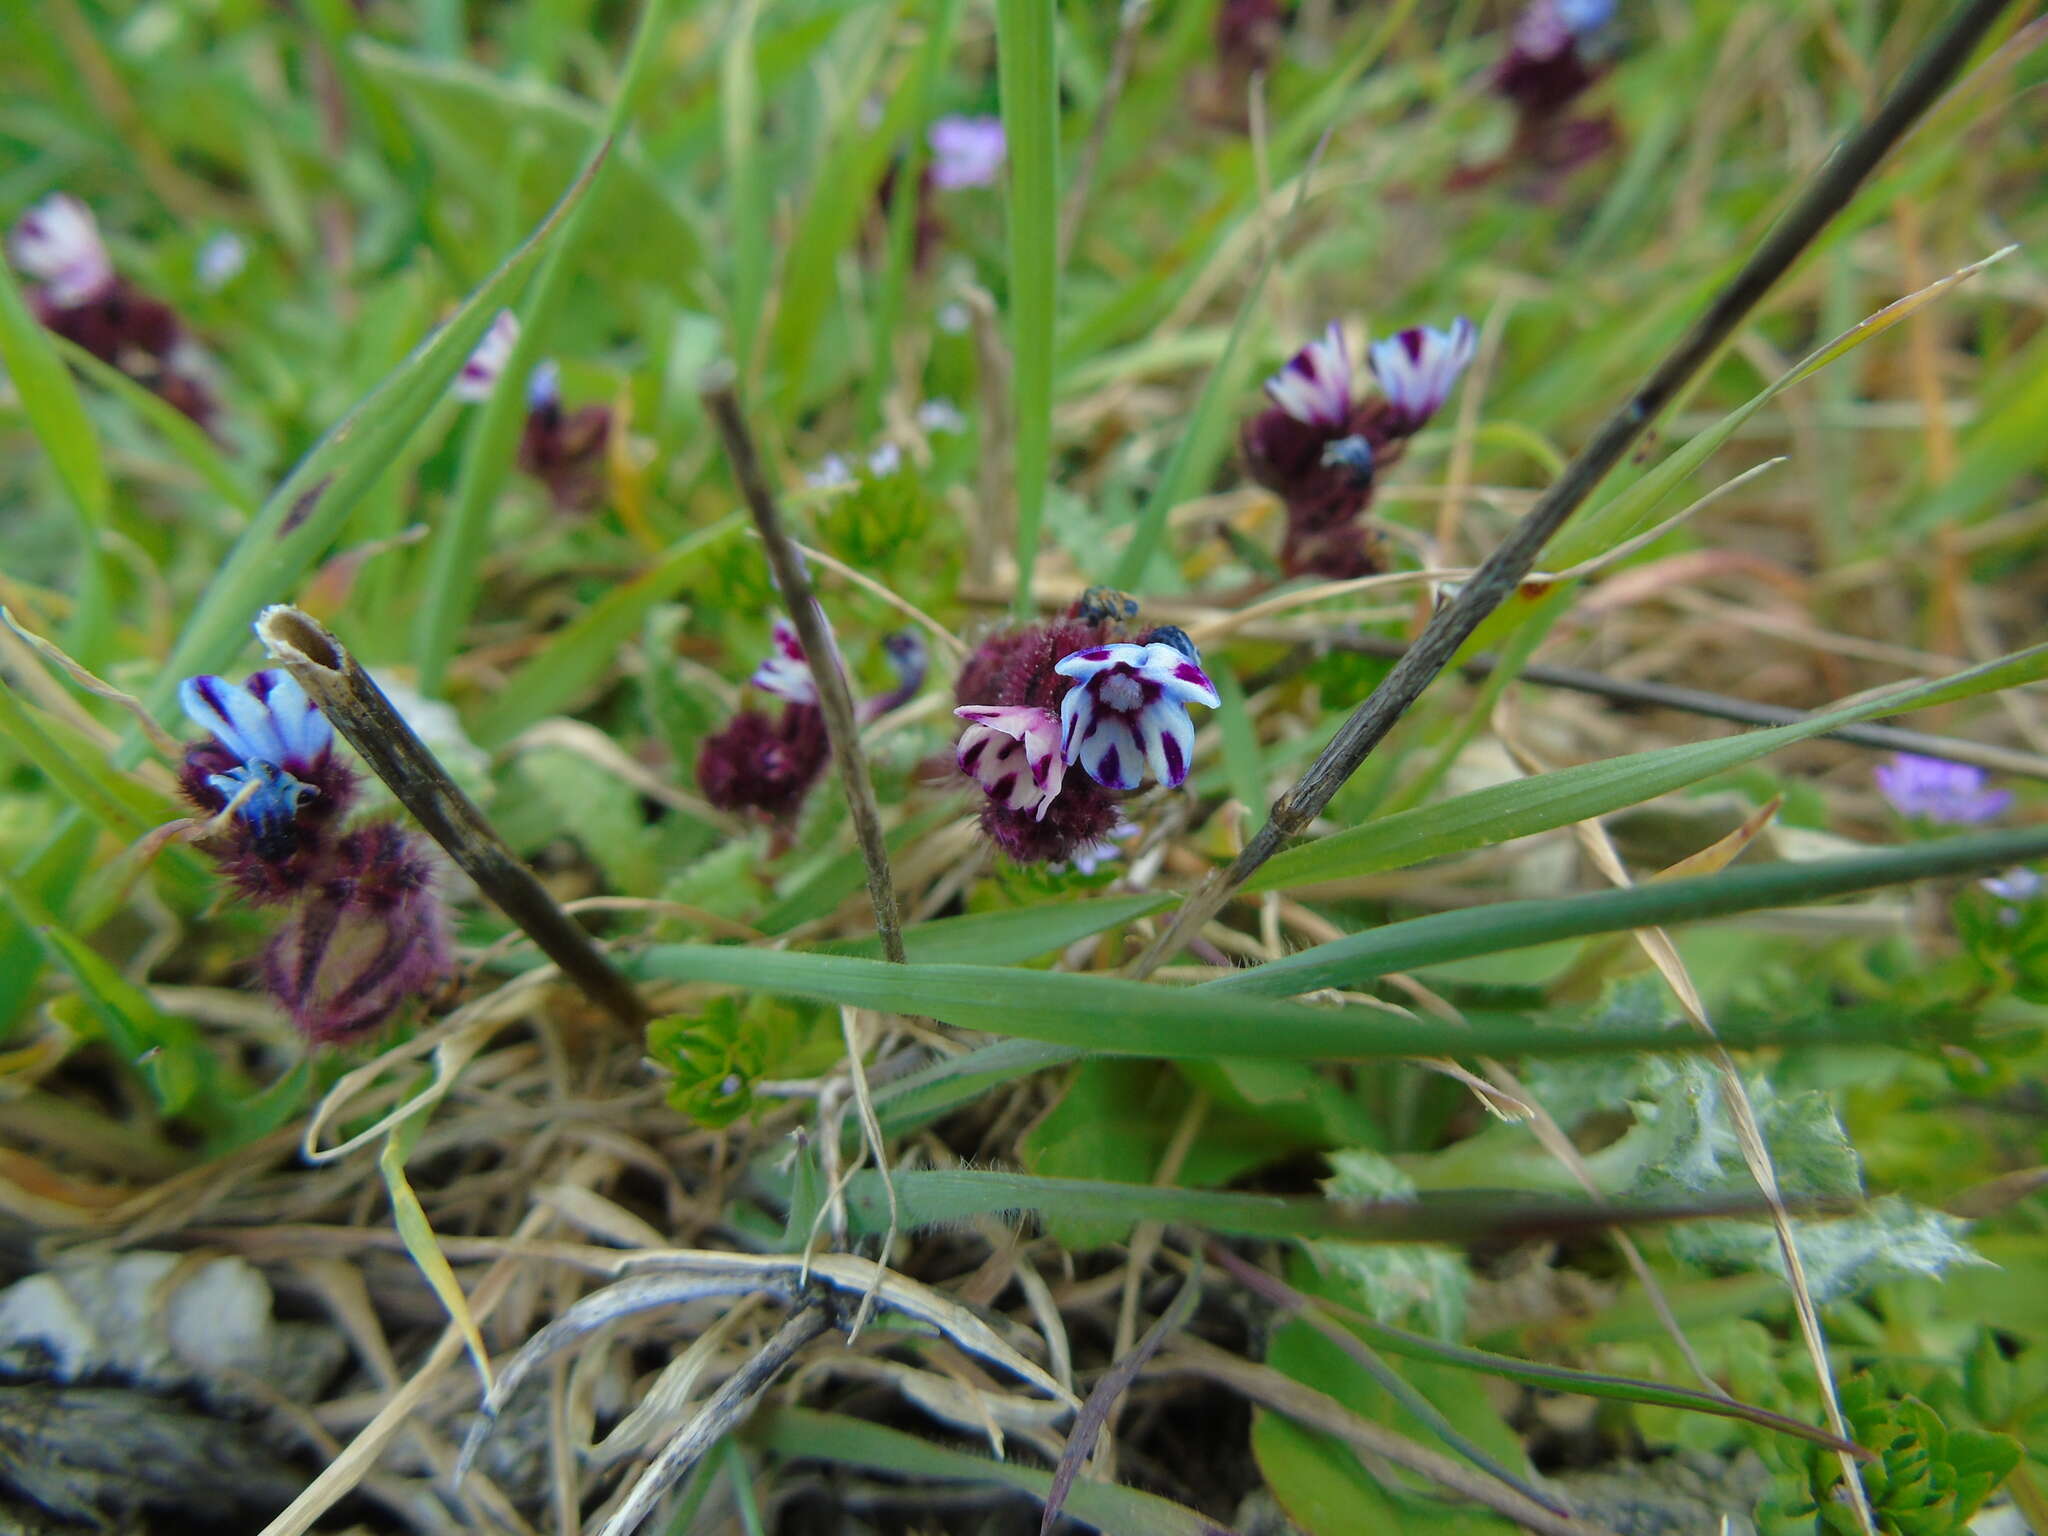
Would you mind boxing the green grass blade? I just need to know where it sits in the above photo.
[468,513,744,746]
[818,892,1172,965]
[1218,823,2048,999]
[750,1408,1221,1536]
[1247,639,2048,893]
[827,1169,1799,1246]
[153,153,607,722]
[0,248,115,663]
[413,0,679,694]
[995,0,1058,618]
[54,336,259,515]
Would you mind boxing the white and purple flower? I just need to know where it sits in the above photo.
[9,194,115,308]
[1368,318,1477,433]
[455,309,521,402]
[955,705,1066,819]
[751,618,819,706]
[1264,321,1353,430]
[180,670,333,859]
[927,115,1007,190]
[1875,753,2012,826]
[1055,641,1221,792]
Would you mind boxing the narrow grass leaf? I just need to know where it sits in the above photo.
[54,337,259,515]
[1247,640,2048,893]
[380,1110,493,1393]
[469,513,745,746]
[819,892,1172,965]
[996,0,1058,618]
[154,152,606,721]
[750,1406,1233,1536]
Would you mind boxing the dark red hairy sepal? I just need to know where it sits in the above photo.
[696,705,831,822]
[977,777,1123,866]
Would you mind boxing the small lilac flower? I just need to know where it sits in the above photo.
[1875,753,2013,825]
[9,194,114,307]
[181,670,332,779]
[526,357,561,410]
[1556,0,1614,39]
[867,441,903,476]
[455,309,520,401]
[1055,641,1221,792]
[751,619,819,705]
[955,705,1065,819]
[1982,868,2043,904]
[1368,318,1477,434]
[936,302,971,335]
[927,115,1006,190]
[1265,322,1353,430]
[196,232,246,292]
[917,398,968,435]
[807,454,855,492]
[1069,818,1139,876]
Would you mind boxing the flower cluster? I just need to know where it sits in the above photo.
[1875,754,2012,827]
[1459,0,1619,190]
[696,618,928,826]
[952,595,1218,865]
[456,311,613,512]
[8,195,216,426]
[1241,319,1476,579]
[179,672,449,1044]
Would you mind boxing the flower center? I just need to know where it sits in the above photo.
[1098,671,1144,713]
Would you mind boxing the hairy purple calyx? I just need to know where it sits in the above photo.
[698,621,925,824]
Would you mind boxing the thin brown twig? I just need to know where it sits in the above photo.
[253,604,649,1033]
[700,364,907,965]
[1129,0,2023,980]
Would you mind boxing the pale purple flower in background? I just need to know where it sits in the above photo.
[1055,641,1221,792]
[867,442,903,476]
[1981,868,2042,904]
[918,398,968,435]
[1557,0,1616,37]
[196,232,246,291]
[751,619,819,706]
[927,116,1006,190]
[806,454,855,491]
[1069,818,1140,876]
[1264,322,1353,429]
[1368,318,1478,433]
[936,302,971,335]
[455,309,520,401]
[955,705,1065,819]
[1875,753,2012,825]
[9,194,114,307]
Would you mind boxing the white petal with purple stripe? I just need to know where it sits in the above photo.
[1054,642,1220,792]
[1368,317,1477,432]
[1263,322,1353,429]
[955,704,1064,818]
[751,619,818,705]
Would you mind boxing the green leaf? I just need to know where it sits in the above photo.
[996,0,1058,617]
[1248,640,2048,893]
[748,1408,1221,1536]
[469,514,746,746]
[413,0,683,693]
[1217,823,2048,1001]
[0,227,114,660]
[817,892,1171,965]
[54,336,259,515]
[510,746,658,896]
